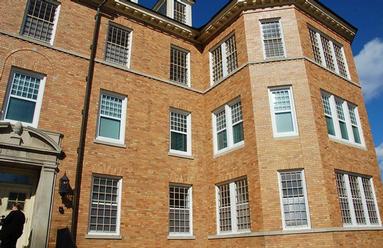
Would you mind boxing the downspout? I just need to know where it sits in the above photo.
[71,0,108,243]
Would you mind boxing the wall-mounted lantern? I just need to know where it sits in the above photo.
[59,173,70,197]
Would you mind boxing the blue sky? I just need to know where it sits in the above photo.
[139,0,383,171]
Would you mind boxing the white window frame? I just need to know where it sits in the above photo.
[169,45,191,87]
[169,108,192,156]
[268,86,299,138]
[277,170,311,230]
[212,98,244,155]
[215,178,251,235]
[168,184,193,237]
[260,18,287,60]
[308,27,350,79]
[336,172,382,227]
[20,0,61,45]
[104,22,133,68]
[87,174,122,237]
[321,91,365,147]
[209,34,238,85]
[3,67,46,128]
[167,0,192,25]
[96,90,127,145]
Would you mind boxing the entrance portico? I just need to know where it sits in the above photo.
[0,122,63,248]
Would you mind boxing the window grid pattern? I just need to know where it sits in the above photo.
[272,89,291,112]
[170,47,189,85]
[309,29,323,64]
[261,20,285,58]
[321,94,332,116]
[105,24,131,66]
[362,178,379,224]
[333,44,348,77]
[280,171,308,228]
[170,111,187,133]
[173,0,186,24]
[335,173,352,224]
[10,72,41,101]
[216,110,226,132]
[6,192,27,210]
[22,0,58,42]
[320,36,336,71]
[218,183,232,232]
[225,36,238,74]
[100,94,123,120]
[348,104,358,126]
[89,176,119,233]
[235,179,250,231]
[348,175,366,225]
[211,46,224,82]
[231,102,243,125]
[335,99,345,121]
[169,185,191,234]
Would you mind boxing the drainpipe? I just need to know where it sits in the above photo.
[71,0,108,243]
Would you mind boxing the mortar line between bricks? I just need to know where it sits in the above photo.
[0,30,361,96]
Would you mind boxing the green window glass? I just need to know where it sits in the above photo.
[170,111,189,153]
[5,71,42,124]
[335,99,349,140]
[98,93,124,141]
[270,88,296,135]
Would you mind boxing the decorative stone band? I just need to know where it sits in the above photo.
[208,226,383,239]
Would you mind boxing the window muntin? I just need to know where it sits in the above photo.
[261,19,285,59]
[170,46,190,86]
[321,93,335,136]
[268,86,298,137]
[169,184,192,236]
[216,178,250,234]
[335,173,381,226]
[88,175,121,235]
[97,92,127,144]
[173,0,186,24]
[169,109,191,155]
[278,170,310,229]
[213,99,244,154]
[308,28,349,79]
[4,68,45,127]
[21,0,60,43]
[105,24,132,67]
[320,91,364,146]
[210,35,238,84]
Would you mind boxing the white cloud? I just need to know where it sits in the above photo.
[355,38,383,102]
[376,143,383,174]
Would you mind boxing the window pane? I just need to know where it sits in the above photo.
[309,29,323,64]
[170,47,189,85]
[99,117,121,139]
[6,97,36,123]
[236,179,250,230]
[335,173,352,225]
[105,24,131,65]
[169,185,191,234]
[361,178,379,224]
[218,183,232,232]
[22,0,58,42]
[339,121,349,140]
[171,132,187,152]
[352,126,361,144]
[348,176,366,224]
[173,0,186,23]
[217,130,227,150]
[261,20,285,58]
[233,122,244,144]
[326,116,335,136]
[276,112,294,133]
[280,171,308,228]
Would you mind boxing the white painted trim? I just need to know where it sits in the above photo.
[260,18,287,60]
[96,90,127,145]
[3,67,46,128]
[168,184,193,237]
[369,178,382,226]
[169,108,192,156]
[322,90,366,148]
[278,170,311,231]
[104,22,133,68]
[268,86,299,138]
[87,175,123,237]
[212,98,244,155]
[209,33,237,86]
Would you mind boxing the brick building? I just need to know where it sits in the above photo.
[0,0,382,247]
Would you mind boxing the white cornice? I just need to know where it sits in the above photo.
[88,0,356,45]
